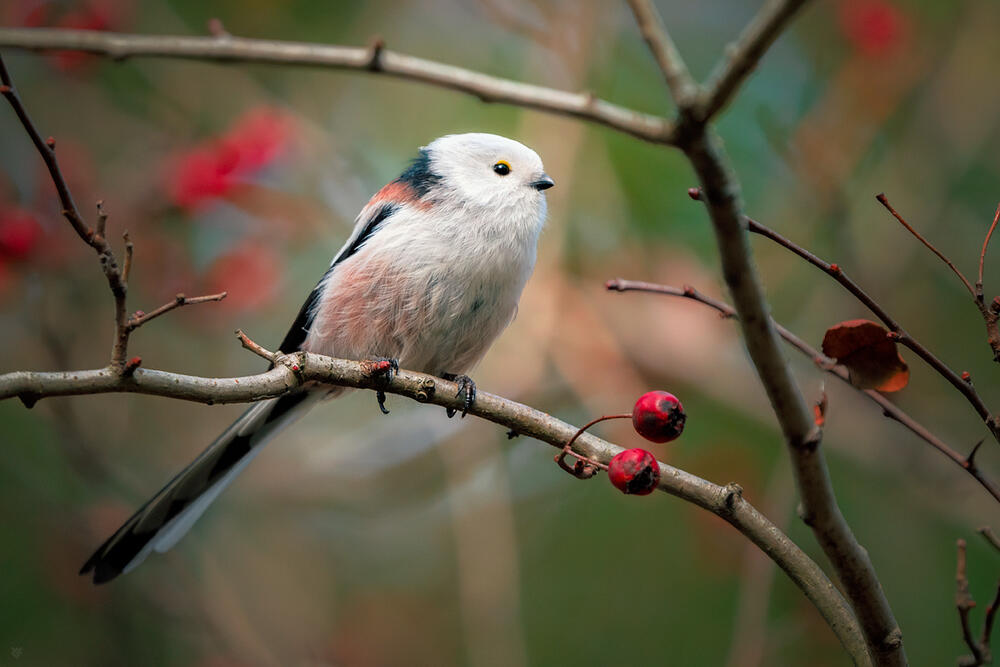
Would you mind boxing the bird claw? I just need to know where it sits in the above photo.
[442,373,476,418]
[363,357,399,415]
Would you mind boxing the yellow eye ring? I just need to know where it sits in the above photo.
[493,160,511,176]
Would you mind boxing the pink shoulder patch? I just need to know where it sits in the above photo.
[370,180,418,206]
[367,180,432,212]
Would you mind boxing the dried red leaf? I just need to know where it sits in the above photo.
[822,319,909,392]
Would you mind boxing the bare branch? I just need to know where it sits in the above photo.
[983,582,1000,660]
[0,54,234,372]
[624,0,697,106]
[957,539,987,666]
[0,27,676,145]
[0,54,137,369]
[876,193,978,300]
[0,55,90,242]
[236,328,277,362]
[697,0,812,122]
[977,204,999,300]
[684,132,903,665]
[0,347,869,664]
[743,209,1000,445]
[125,292,227,332]
[978,527,1000,555]
[606,278,1000,505]
[121,229,133,284]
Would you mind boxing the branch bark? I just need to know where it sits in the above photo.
[0,27,676,145]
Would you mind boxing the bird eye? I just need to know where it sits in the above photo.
[493,160,511,176]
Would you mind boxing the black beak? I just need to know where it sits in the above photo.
[531,173,555,191]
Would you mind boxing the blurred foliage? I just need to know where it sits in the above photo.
[2,0,1000,665]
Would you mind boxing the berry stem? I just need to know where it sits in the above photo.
[565,413,631,451]
[555,413,632,479]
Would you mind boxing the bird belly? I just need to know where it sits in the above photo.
[303,249,527,376]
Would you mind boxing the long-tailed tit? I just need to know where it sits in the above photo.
[80,133,554,584]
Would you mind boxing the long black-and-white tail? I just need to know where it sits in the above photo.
[80,391,318,584]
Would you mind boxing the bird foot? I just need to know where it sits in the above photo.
[362,357,399,415]
[442,373,476,418]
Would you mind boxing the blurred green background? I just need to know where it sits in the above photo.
[2,0,1000,664]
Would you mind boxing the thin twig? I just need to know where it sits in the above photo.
[607,278,1000,505]
[0,27,676,145]
[739,210,1000,445]
[697,0,812,122]
[957,539,986,666]
[876,193,979,300]
[0,54,231,370]
[977,204,999,301]
[982,581,1000,659]
[126,292,227,331]
[1,54,129,368]
[978,527,1000,555]
[0,56,90,242]
[235,328,276,362]
[624,0,697,106]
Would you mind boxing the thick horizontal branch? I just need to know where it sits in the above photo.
[0,349,867,662]
[606,278,1000,505]
[0,27,675,145]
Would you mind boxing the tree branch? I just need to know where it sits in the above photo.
[126,292,228,332]
[682,130,903,665]
[876,193,978,301]
[978,204,999,301]
[624,0,698,106]
[957,539,987,666]
[0,343,870,663]
[606,279,1000,505]
[742,210,1000,445]
[0,27,676,145]
[696,0,812,122]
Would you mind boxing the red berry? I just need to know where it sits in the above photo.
[607,448,660,495]
[632,391,686,443]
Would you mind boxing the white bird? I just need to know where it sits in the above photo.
[80,132,553,584]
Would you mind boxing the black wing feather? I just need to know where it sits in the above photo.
[277,202,399,353]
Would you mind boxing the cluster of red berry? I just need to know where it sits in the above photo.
[606,391,685,496]
[558,390,686,496]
